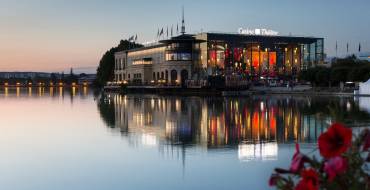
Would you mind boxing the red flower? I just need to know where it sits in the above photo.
[318,123,352,158]
[268,174,280,186]
[295,169,319,190]
[291,143,308,173]
[323,156,348,181]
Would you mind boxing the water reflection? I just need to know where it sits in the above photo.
[1,89,370,190]
[98,94,370,162]
[238,143,278,162]
[0,86,91,99]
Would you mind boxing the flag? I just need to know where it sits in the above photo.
[157,29,159,38]
[166,26,168,37]
[346,43,349,53]
[160,28,164,36]
[359,43,361,52]
[177,24,179,34]
[135,34,137,41]
[171,25,173,36]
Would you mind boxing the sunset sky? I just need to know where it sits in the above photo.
[1,0,369,73]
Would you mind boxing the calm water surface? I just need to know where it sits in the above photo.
[1,87,370,190]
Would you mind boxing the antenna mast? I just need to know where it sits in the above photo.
[181,6,185,35]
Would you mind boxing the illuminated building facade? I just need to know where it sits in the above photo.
[197,33,325,78]
[114,32,324,85]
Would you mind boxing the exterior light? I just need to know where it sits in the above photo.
[16,82,21,86]
[123,80,128,84]
[71,82,76,86]
[28,82,32,86]
[150,80,155,83]
[285,48,288,52]
[175,79,179,83]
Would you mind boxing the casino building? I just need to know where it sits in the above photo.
[114,23,324,86]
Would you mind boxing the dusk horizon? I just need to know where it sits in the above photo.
[1,0,370,72]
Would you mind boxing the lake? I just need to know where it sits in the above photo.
[1,87,370,190]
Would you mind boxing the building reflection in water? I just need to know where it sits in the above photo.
[109,95,331,145]
[97,94,370,163]
[238,143,278,162]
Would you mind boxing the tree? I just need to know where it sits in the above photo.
[50,73,58,83]
[299,68,317,85]
[330,67,348,84]
[61,72,65,82]
[315,67,331,86]
[95,40,143,86]
[348,64,370,82]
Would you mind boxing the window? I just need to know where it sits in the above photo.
[165,53,192,61]
[133,58,153,65]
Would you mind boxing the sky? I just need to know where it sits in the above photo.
[0,0,369,73]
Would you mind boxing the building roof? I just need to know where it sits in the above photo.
[114,32,323,55]
[115,43,166,55]
[159,34,205,44]
[203,32,323,44]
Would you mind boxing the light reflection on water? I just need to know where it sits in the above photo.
[103,93,370,146]
[1,87,370,190]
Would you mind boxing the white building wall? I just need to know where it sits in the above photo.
[114,45,193,85]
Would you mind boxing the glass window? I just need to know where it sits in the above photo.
[181,53,191,60]
[165,53,192,61]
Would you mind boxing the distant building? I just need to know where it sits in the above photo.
[78,74,96,85]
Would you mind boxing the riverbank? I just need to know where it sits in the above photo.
[102,85,367,97]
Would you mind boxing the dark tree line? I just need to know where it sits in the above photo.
[95,40,143,87]
[300,55,370,86]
